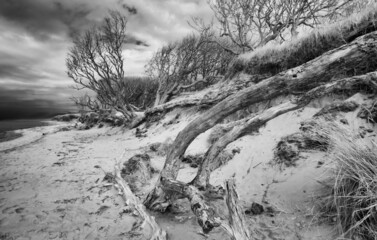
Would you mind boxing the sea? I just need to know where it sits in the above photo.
[0,119,50,133]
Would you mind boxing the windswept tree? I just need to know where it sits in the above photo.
[207,0,354,54]
[66,11,137,122]
[146,32,233,106]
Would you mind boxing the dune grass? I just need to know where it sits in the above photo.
[227,4,377,79]
[313,119,377,239]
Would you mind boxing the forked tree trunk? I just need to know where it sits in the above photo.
[192,71,377,188]
[144,32,377,234]
[191,101,300,188]
[145,71,377,236]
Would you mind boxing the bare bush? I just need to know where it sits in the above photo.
[121,76,158,110]
[66,11,137,122]
[228,5,377,76]
[146,32,233,106]
[207,0,354,54]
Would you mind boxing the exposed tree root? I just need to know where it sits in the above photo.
[191,101,300,188]
[113,163,167,240]
[144,32,377,236]
[145,71,377,232]
[192,71,377,188]
[314,101,359,117]
[145,74,268,117]
[221,180,253,240]
[145,177,254,239]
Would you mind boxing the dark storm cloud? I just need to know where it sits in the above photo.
[0,0,213,119]
[0,0,93,40]
[0,63,47,82]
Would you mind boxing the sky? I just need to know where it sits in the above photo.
[0,0,213,120]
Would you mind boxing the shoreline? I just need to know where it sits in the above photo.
[0,118,51,134]
[1,104,371,239]
[0,131,23,143]
[0,120,72,153]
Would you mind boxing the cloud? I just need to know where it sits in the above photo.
[0,0,95,40]
[0,0,214,119]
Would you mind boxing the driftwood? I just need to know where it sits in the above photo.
[191,101,300,188]
[144,31,377,235]
[146,75,266,116]
[147,30,377,191]
[220,180,253,240]
[113,162,167,240]
[147,72,377,238]
[192,71,377,188]
[144,20,377,117]
[158,177,254,239]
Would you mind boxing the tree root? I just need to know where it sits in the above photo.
[113,163,167,240]
[221,179,252,240]
[144,32,377,237]
[193,71,377,188]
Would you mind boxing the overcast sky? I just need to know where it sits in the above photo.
[0,0,213,119]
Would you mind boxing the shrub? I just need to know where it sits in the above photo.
[227,4,377,78]
[121,76,158,110]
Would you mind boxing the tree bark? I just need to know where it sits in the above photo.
[221,180,252,240]
[146,75,267,116]
[113,163,167,240]
[144,71,377,235]
[192,71,377,188]
[148,177,255,239]
[145,31,377,210]
[191,101,300,188]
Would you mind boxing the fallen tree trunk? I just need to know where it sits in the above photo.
[157,177,254,239]
[158,177,222,233]
[144,32,377,233]
[146,19,377,117]
[146,31,377,194]
[145,75,268,116]
[191,71,377,188]
[147,71,377,234]
[191,101,300,188]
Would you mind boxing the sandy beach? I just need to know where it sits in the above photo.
[1,95,376,240]
[0,113,230,240]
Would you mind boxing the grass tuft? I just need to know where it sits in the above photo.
[227,4,377,79]
[314,119,377,239]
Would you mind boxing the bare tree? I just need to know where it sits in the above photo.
[146,32,232,106]
[207,0,354,54]
[66,11,136,121]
